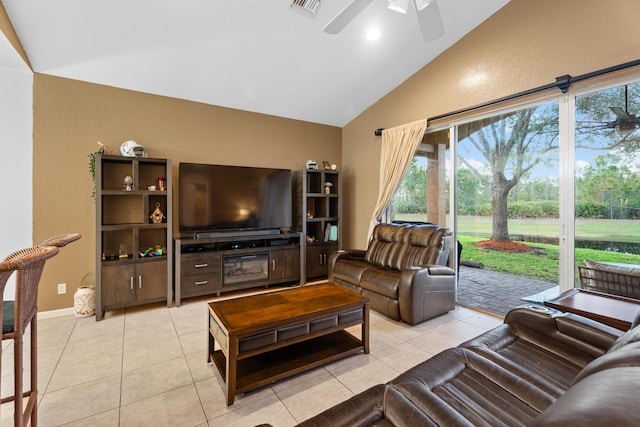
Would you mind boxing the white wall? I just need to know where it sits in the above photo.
[0,33,33,300]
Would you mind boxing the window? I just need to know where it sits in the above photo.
[389,78,640,299]
[389,128,449,226]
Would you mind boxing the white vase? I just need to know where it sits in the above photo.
[74,286,96,318]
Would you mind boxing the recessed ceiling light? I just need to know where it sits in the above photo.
[366,27,381,41]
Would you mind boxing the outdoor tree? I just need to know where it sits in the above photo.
[575,84,640,219]
[394,83,640,239]
[392,157,427,215]
[457,105,559,241]
[577,153,640,219]
[456,166,485,215]
[456,82,640,242]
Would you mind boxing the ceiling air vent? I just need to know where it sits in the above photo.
[290,0,322,17]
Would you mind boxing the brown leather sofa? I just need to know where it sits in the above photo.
[329,223,455,325]
[294,305,640,426]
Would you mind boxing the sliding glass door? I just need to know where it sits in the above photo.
[574,82,640,286]
[389,79,640,313]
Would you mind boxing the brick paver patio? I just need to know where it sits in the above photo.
[457,265,558,316]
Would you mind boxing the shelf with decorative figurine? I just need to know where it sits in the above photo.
[294,161,341,282]
[95,153,173,320]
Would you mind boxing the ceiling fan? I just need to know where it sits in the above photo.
[580,85,640,135]
[323,0,445,42]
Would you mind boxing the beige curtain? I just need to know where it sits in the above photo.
[368,119,428,238]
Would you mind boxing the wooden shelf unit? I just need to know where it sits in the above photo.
[95,154,172,320]
[294,169,341,282]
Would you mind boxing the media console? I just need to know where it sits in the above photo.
[174,232,302,306]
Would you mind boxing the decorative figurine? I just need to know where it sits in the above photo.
[150,202,166,224]
[157,177,166,191]
[123,175,133,191]
[140,244,164,257]
[324,182,333,194]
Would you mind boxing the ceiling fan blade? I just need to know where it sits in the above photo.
[577,123,613,130]
[415,0,444,42]
[610,106,631,121]
[323,0,374,34]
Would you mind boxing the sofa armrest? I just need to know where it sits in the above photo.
[329,249,366,263]
[505,307,623,355]
[296,384,387,427]
[398,265,456,325]
[328,249,366,282]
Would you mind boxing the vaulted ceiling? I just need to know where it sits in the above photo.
[1,0,509,127]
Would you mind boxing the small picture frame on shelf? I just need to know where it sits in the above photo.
[323,161,331,170]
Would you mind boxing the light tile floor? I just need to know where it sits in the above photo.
[1,290,502,427]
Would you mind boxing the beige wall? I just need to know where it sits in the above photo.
[341,0,640,249]
[33,74,341,311]
[26,0,640,312]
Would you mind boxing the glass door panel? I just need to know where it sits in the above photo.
[574,82,640,289]
[455,102,560,291]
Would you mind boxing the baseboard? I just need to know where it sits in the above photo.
[38,307,75,319]
[36,282,329,320]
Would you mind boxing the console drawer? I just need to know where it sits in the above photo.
[181,273,221,296]
[181,253,221,276]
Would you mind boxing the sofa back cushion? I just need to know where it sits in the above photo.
[531,367,640,427]
[365,223,451,270]
[568,323,640,384]
[572,341,640,385]
[365,223,409,270]
[606,322,640,353]
[405,225,451,267]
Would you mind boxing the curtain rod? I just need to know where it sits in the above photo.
[374,58,640,136]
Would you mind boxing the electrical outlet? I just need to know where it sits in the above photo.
[57,283,66,294]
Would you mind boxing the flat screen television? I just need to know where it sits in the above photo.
[179,162,292,236]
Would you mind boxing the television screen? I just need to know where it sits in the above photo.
[179,163,292,234]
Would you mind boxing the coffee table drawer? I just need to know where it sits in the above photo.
[240,331,277,352]
[339,308,363,324]
[310,315,338,332]
[237,311,365,355]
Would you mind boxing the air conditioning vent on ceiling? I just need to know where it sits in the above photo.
[290,0,321,17]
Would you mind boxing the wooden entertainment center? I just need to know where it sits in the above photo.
[174,232,302,306]
[96,158,329,311]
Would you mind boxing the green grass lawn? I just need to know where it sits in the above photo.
[457,215,640,243]
[458,235,640,283]
[398,214,640,242]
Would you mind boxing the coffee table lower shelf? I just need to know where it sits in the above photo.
[210,330,363,395]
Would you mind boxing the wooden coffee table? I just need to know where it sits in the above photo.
[544,288,640,331]
[208,283,370,405]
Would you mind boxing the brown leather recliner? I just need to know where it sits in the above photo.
[328,223,455,325]
[291,306,640,427]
